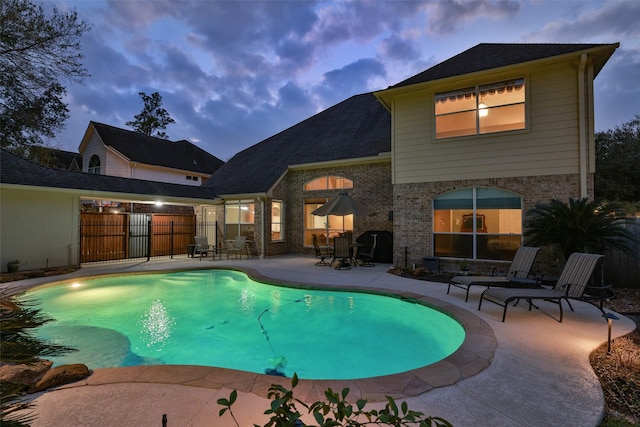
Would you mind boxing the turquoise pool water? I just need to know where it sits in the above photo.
[26,270,465,380]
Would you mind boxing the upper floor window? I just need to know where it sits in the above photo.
[435,78,525,139]
[186,175,199,181]
[305,176,353,191]
[88,155,101,174]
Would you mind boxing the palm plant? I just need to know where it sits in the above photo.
[1,293,75,427]
[524,198,638,261]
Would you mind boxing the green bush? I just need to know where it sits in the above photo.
[218,373,452,427]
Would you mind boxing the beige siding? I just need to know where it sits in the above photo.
[105,149,130,177]
[393,61,585,184]
[1,188,80,271]
[132,164,202,186]
[82,133,107,173]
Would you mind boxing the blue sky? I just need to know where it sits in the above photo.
[48,0,640,161]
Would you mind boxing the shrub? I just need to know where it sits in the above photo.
[218,373,451,427]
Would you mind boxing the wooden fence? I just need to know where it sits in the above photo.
[80,213,196,263]
[604,217,640,289]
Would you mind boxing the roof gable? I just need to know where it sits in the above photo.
[202,93,390,195]
[391,43,619,89]
[88,122,224,175]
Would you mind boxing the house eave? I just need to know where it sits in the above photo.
[374,43,619,104]
[216,193,269,200]
[288,153,391,171]
[1,182,215,206]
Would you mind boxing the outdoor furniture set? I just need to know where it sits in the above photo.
[192,235,251,260]
[313,233,378,270]
[447,247,615,322]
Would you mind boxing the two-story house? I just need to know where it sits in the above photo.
[203,42,619,268]
[79,121,224,186]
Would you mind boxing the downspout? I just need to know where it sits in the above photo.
[260,197,266,259]
[578,54,588,199]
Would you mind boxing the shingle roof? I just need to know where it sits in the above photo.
[202,93,390,195]
[30,147,82,170]
[90,122,224,174]
[1,149,216,201]
[391,43,618,88]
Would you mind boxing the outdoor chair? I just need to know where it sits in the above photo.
[447,246,541,302]
[194,236,214,260]
[332,236,355,270]
[227,236,248,259]
[478,252,611,322]
[356,233,377,267]
[313,233,333,266]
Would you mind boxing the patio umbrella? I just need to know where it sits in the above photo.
[311,192,371,232]
[311,192,371,217]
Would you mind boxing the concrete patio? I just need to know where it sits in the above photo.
[3,255,635,427]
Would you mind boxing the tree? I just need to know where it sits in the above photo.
[0,0,90,156]
[126,91,175,139]
[524,198,638,261]
[595,115,640,202]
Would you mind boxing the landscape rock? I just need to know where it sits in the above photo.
[29,363,91,393]
[0,360,53,387]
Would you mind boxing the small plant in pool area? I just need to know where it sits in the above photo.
[218,373,452,427]
[524,198,638,261]
[1,293,75,427]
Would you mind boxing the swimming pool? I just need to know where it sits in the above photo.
[26,269,465,380]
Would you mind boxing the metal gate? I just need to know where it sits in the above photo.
[129,214,150,259]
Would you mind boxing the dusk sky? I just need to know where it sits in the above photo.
[47,0,640,161]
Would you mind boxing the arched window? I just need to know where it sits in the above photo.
[433,188,522,261]
[88,155,101,174]
[304,176,353,191]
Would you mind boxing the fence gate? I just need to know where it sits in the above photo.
[129,214,150,259]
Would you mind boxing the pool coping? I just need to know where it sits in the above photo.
[22,265,497,402]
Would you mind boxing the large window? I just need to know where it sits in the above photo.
[271,200,284,241]
[225,200,255,240]
[303,176,354,246]
[88,155,101,174]
[435,78,525,139]
[303,198,353,247]
[433,188,522,261]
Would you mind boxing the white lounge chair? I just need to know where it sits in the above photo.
[447,246,541,301]
[478,252,611,322]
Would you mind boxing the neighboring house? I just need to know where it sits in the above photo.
[79,122,224,186]
[29,147,83,171]
[0,149,217,271]
[203,43,619,268]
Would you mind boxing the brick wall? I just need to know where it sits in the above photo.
[274,161,393,255]
[392,173,593,268]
